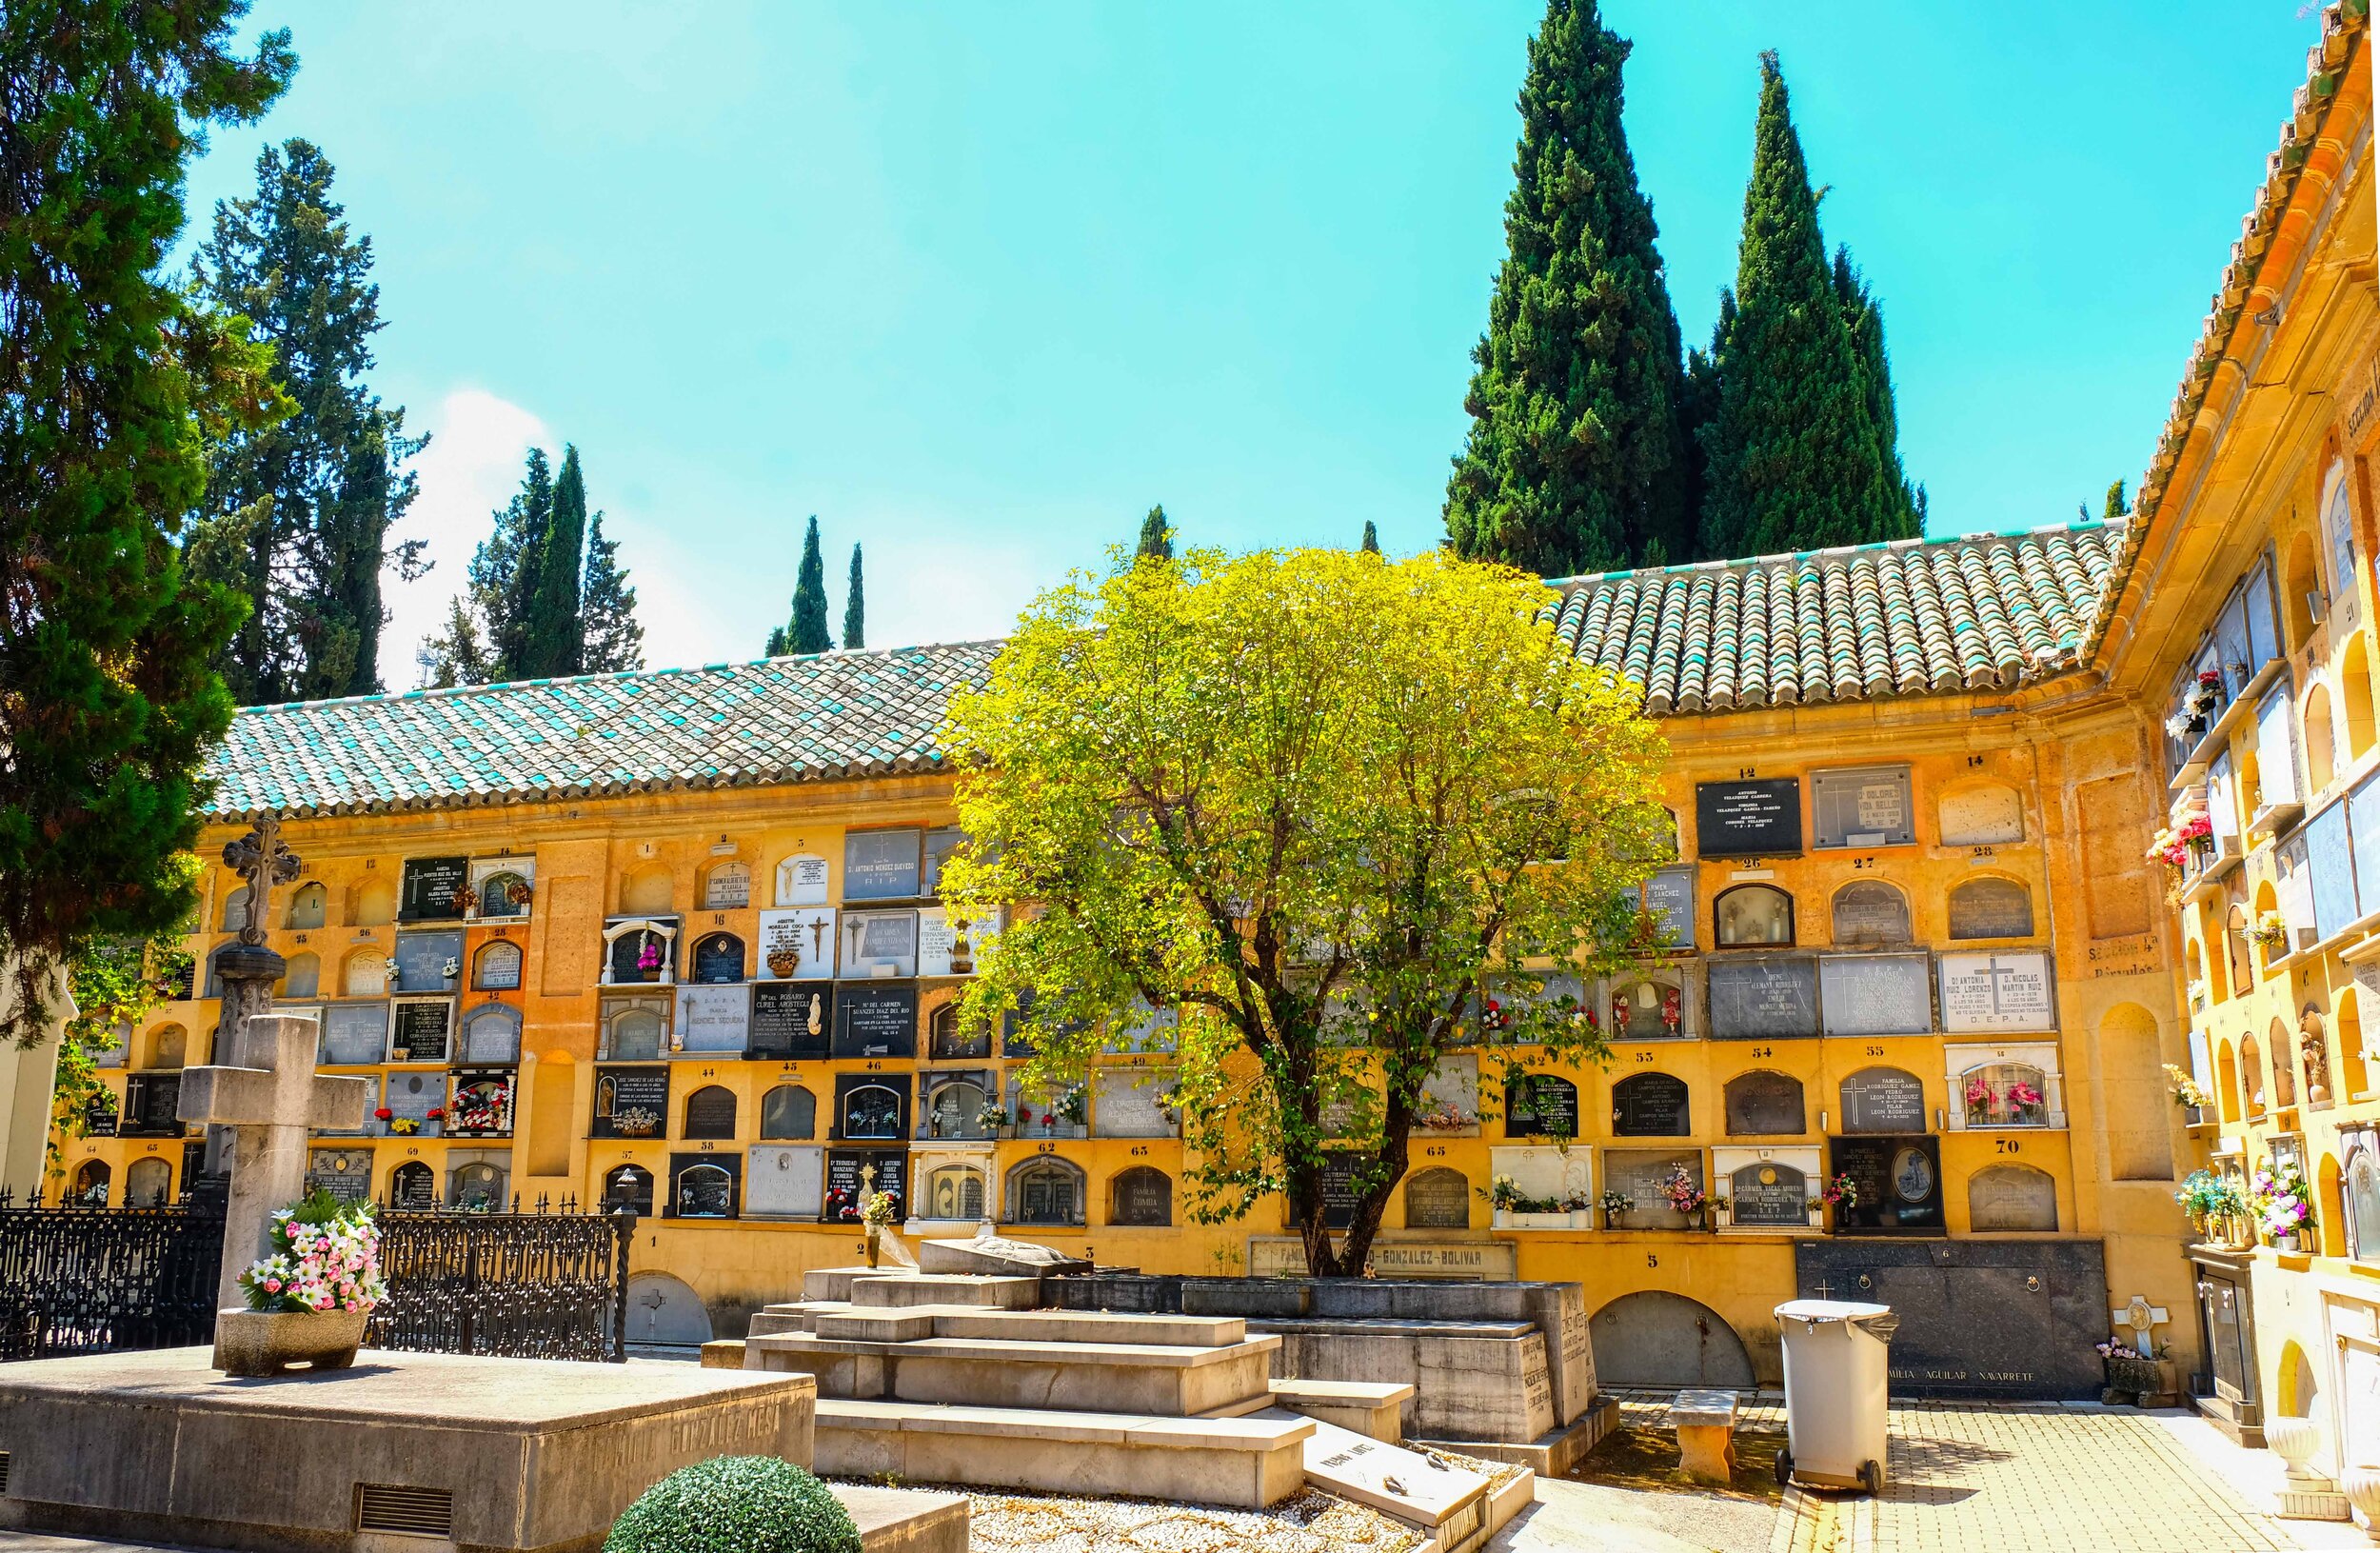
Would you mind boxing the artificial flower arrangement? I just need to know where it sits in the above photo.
[1657,1164,1708,1222]
[1598,1189,1633,1221]
[635,939,664,975]
[440,957,460,982]
[2251,1159,2315,1245]
[1414,1097,1476,1131]
[448,1085,509,1133]
[859,1188,899,1230]
[2163,1064,2211,1110]
[2004,1079,2045,1124]
[2251,910,2292,951]
[239,1188,387,1314]
[1818,1173,1859,1210]
[2148,815,2215,868]
[1482,1174,1579,1215]
[608,1105,660,1138]
[450,884,479,917]
[1963,1073,1998,1124]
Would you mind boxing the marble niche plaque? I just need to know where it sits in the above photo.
[1707,956,1819,1040]
[1827,1134,1944,1231]
[1724,1070,1804,1136]
[843,829,922,901]
[1938,951,2054,1034]
[840,909,918,979]
[1506,1073,1580,1137]
[399,856,468,922]
[918,906,999,978]
[319,1002,388,1067]
[1811,766,1914,848]
[1404,1168,1471,1229]
[388,998,452,1063]
[702,861,751,910]
[1695,778,1802,857]
[1730,1161,1810,1227]
[1092,1069,1177,1138]
[1839,1066,1928,1133]
[473,939,523,991]
[825,1149,908,1221]
[1967,1165,2057,1231]
[391,928,465,994]
[2343,1126,2380,1263]
[1605,1148,1702,1229]
[922,826,968,896]
[774,854,830,908]
[673,983,750,1055]
[744,1145,824,1218]
[688,932,745,984]
[307,1147,372,1204]
[749,981,833,1060]
[1489,1145,1593,1205]
[1947,878,2035,941]
[1627,866,1696,950]
[1818,953,1933,1037]
[758,907,837,980]
[380,1070,446,1137]
[1611,1072,1690,1136]
[833,983,919,1058]
[1831,882,1911,945]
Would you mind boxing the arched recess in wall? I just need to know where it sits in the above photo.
[625,1272,712,1348]
[2224,902,2256,999]
[1590,1291,1755,1389]
[2217,1038,2242,1125]
[343,947,387,999]
[2341,987,2371,1101]
[2269,1016,2298,1108]
[348,877,394,927]
[2287,531,2325,647]
[1402,1166,1471,1230]
[2100,1003,2172,1181]
[2185,936,2206,998]
[619,863,673,915]
[278,951,319,1000]
[2298,1002,2337,1108]
[2345,633,2379,758]
[2304,683,2338,792]
[1967,1163,2058,1231]
[2241,1033,2269,1119]
[2252,880,2282,973]
[286,881,327,929]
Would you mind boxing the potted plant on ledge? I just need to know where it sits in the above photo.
[215,1189,386,1378]
[2095,1338,2174,1406]
[1599,1189,1633,1230]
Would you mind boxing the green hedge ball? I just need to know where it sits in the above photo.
[605,1456,860,1553]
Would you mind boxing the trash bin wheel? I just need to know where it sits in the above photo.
[1858,1459,1882,1495]
[1775,1449,1793,1487]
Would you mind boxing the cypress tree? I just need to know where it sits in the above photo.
[771,516,831,655]
[1696,53,1889,559]
[188,138,424,703]
[414,446,550,686]
[415,597,493,689]
[2102,479,2130,523]
[1832,248,1920,541]
[1136,505,1173,563]
[1360,521,1380,555]
[0,2,294,1043]
[579,515,645,674]
[522,445,588,677]
[1444,0,1689,576]
[843,545,865,649]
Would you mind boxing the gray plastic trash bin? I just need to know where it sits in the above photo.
[1774,1298,1897,1492]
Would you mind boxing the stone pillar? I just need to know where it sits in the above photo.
[202,942,285,1178]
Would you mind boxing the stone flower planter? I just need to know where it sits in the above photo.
[213,1306,370,1379]
[1493,1208,1592,1230]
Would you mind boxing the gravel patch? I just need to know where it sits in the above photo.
[839,1483,1421,1553]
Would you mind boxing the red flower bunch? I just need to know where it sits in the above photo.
[372,1106,393,1122]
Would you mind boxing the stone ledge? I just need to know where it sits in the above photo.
[752,1333,1280,1369]
[1414,1394,1619,1478]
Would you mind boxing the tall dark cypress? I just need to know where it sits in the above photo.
[1696,53,1889,559]
[769,516,831,656]
[1136,505,1173,563]
[522,445,588,677]
[843,544,865,649]
[579,514,645,673]
[1360,521,1380,555]
[1832,248,1920,541]
[1444,0,1689,576]
[488,449,553,678]
[187,138,424,702]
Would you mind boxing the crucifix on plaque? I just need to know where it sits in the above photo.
[179,1011,370,1318]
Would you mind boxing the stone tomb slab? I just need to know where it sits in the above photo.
[1793,1238,2109,1398]
[0,1347,815,1553]
[916,1233,1091,1278]
[1263,1410,1489,1536]
[1250,1317,1555,1444]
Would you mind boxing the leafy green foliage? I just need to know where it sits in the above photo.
[186,139,424,705]
[0,0,294,1044]
[605,1457,859,1553]
[768,517,832,657]
[580,514,645,673]
[941,548,1669,1274]
[1136,505,1174,563]
[1696,53,1907,558]
[1445,0,1689,576]
[842,544,864,649]
[52,925,193,1178]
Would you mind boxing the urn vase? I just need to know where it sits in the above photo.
[213,1306,370,1378]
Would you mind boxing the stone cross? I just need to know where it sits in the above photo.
[2110,1294,2170,1356]
[179,1011,369,1318]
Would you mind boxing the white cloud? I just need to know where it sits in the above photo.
[380,388,549,689]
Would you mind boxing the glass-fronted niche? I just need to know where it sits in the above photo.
[2162,550,2282,775]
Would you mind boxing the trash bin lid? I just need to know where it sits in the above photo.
[1774,1298,1893,1324]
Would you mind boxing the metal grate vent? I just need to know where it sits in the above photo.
[354,1483,452,1538]
[0,1449,12,1493]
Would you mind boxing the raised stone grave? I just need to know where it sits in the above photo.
[915,1231,1092,1278]
[1794,1238,2109,1398]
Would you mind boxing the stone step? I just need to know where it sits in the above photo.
[847,1273,1041,1309]
[815,1398,1310,1509]
[809,1304,1245,1348]
[1268,1378,1414,1442]
[1269,1410,1490,1543]
[746,1331,1279,1417]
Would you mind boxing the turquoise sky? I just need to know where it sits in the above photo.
[187,2,2327,685]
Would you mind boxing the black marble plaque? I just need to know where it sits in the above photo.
[1695,778,1802,856]
[1730,1161,1809,1226]
[1612,1072,1690,1136]
[392,929,464,993]
[690,932,745,984]
[1725,1071,1805,1135]
[843,829,922,901]
[1707,956,1819,1040]
[1113,1167,1172,1225]
[833,983,918,1058]
[400,856,469,921]
[1840,1067,1928,1132]
[388,1163,437,1209]
[1283,1152,1366,1229]
[666,1152,740,1219]
[1795,1239,2111,1399]
[1828,1134,1945,1232]
[825,1149,907,1221]
[1506,1073,1580,1137]
[389,999,451,1063]
[591,1066,669,1139]
[834,1073,910,1141]
[751,982,833,1060]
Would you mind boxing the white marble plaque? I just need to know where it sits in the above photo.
[1093,1069,1177,1138]
[1489,1144,1593,1205]
[1938,951,2055,1033]
[757,907,837,979]
[673,983,750,1053]
[744,1145,824,1217]
[774,853,830,907]
[703,861,751,910]
[1819,953,1934,1036]
[1419,1054,1478,1125]
[918,906,998,977]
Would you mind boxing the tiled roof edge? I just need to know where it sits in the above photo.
[1542,516,2125,592]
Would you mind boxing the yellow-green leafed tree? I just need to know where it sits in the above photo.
[939,547,1670,1276]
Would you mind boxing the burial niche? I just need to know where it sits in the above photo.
[69,1160,109,1205]
[388,1161,436,1209]
[690,932,745,984]
[1007,1157,1084,1225]
[839,1082,904,1141]
[1948,877,2035,940]
[1403,1166,1472,1229]
[1506,1073,1580,1138]
[474,940,524,991]
[683,1085,738,1140]
[1839,1066,1927,1133]
[1612,1072,1690,1136]
[1110,1165,1173,1226]
[702,861,752,910]
[1728,1161,1810,1228]
[279,951,319,999]
[1724,1070,1805,1136]
[760,1084,816,1140]
[286,881,327,930]
[1967,1163,2057,1230]
[1831,882,1911,946]
[604,1164,656,1217]
[1716,884,1795,946]
[924,1165,985,1221]
[929,1001,989,1060]
[126,1156,171,1206]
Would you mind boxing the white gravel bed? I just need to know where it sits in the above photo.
[839,1482,1422,1553]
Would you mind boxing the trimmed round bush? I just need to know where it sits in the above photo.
[605,1456,860,1553]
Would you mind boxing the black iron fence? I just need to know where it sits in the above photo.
[0,1188,227,1361]
[367,1197,636,1363]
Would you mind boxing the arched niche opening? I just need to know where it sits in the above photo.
[1831,881,1911,946]
[760,1085,816,1140]
[1947,877,2033,941]
[619,864,674,916]
[1714,884,1794,947]
[2287,530,2324,646]
[278,950,320,1000]
[1005,1157,1085,1226]
[286,881,327,930]
[922,1165,986,1222]
[683,1085,738,1141]
[1108,1165,1173,1226]
[343,947,388,999]
[1403,1166,1471,1229]
[2304,683,2337,791]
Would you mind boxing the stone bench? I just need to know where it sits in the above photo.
[815,1398,1312,1508]
[1671,1388,1738,1484]
[1268,1378,1415,1442]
